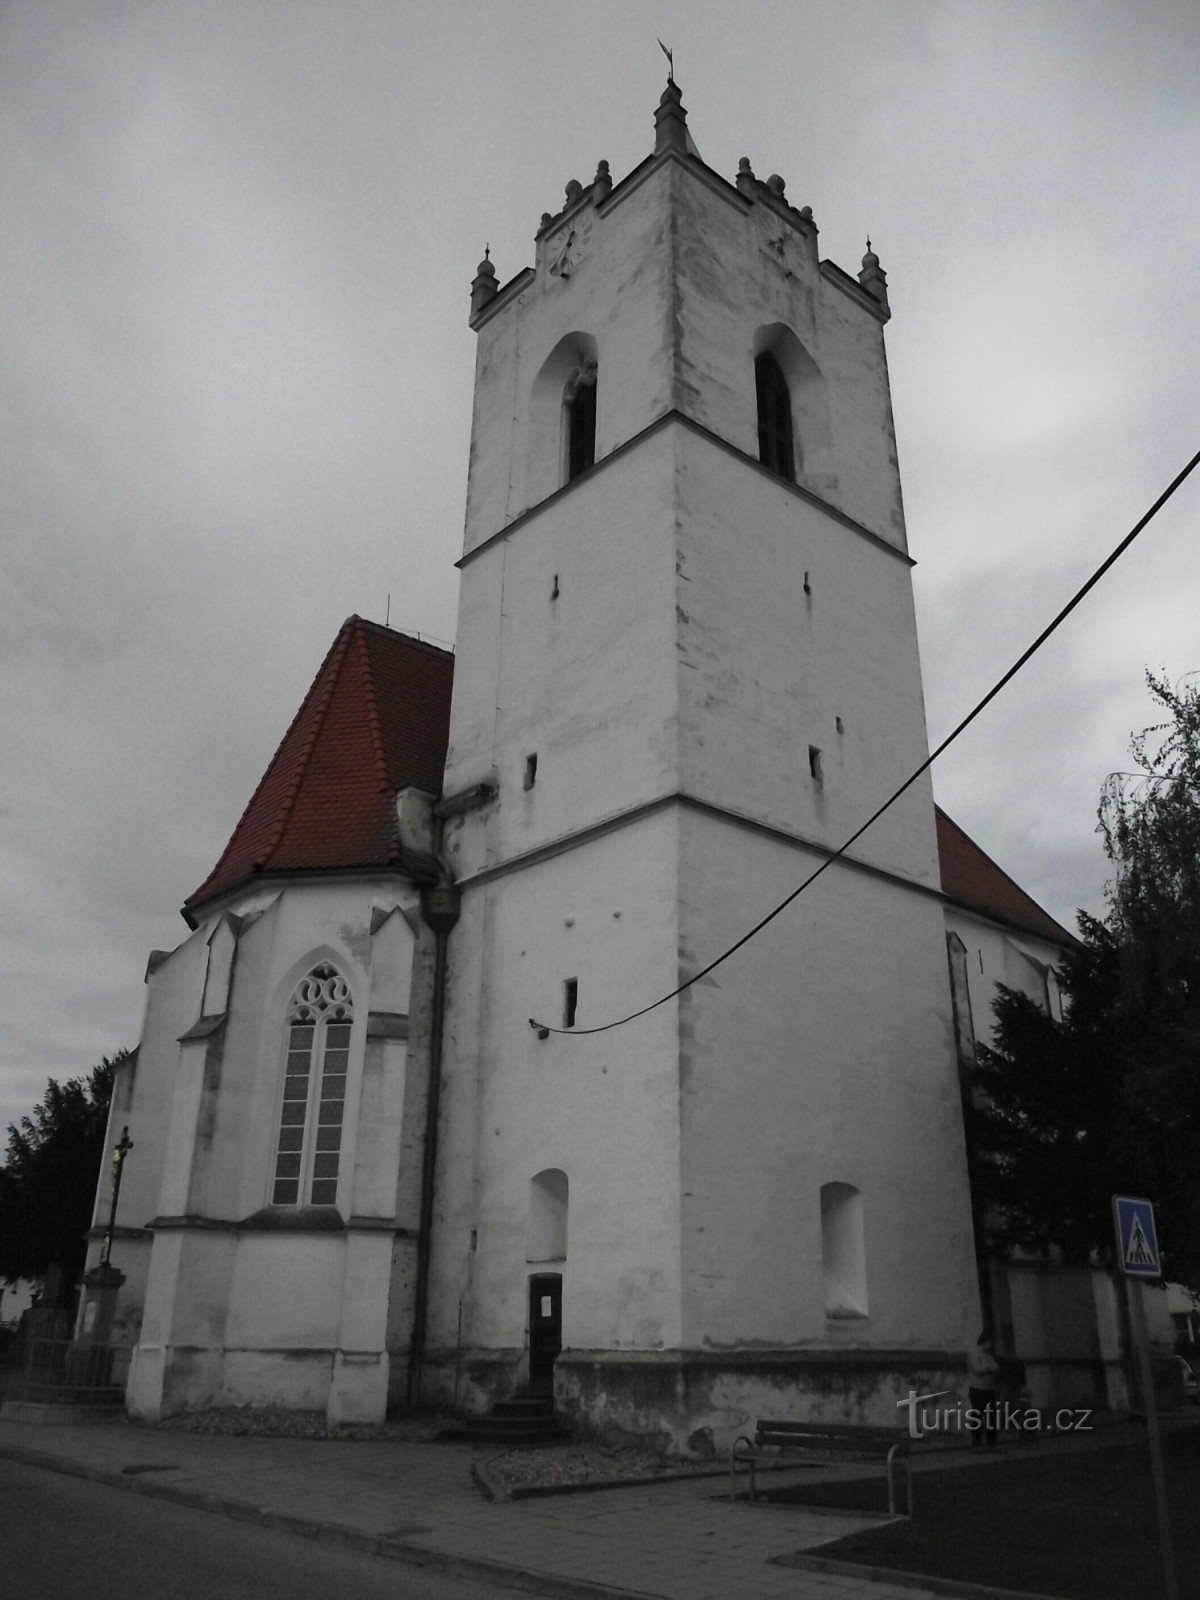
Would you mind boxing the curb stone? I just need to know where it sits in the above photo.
[0,1440,665,1600]
[486,1455,807,1502]
[474,1458,728,1503]
[502,1464,730,1500]
[776,1551,1060,1600]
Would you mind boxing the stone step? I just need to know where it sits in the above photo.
[492,1396,555,1418]
[440,1414,570,1445]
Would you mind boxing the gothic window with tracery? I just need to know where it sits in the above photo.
[271,964,352,1207]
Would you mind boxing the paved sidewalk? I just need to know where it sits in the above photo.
[0,1415,940,1600]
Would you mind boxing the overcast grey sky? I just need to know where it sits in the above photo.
[3,0,1198,1140]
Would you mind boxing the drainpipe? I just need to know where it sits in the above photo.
[406,825,461,1409]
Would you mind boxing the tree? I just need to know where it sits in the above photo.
[975,673,1200,1286]
[0,1053,125,1305]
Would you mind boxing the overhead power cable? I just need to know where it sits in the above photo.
[530,447,1200,1038]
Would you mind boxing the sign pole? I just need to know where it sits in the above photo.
[1114,1195,1177,1600]
[1126,1278,1178,1600]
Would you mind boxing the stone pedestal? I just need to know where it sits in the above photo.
[75,1263,126,1346]
[69,1263,127,1395]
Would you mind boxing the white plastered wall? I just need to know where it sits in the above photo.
[677,809,977,1355]
[122,875,427,1422]
[427,809,683,1403]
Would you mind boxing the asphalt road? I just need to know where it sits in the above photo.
[0,1457,545,1600]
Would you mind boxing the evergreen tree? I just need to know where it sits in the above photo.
[0,1053,125,1304]
[976,673,1200,1285]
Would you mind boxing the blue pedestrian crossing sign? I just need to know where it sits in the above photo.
[1113,1195,1162,1278]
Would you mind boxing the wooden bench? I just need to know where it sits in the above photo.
[729,1419,914,1516]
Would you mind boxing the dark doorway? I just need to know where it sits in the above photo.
[528,1273,562,1398]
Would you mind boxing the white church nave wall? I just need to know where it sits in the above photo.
[115,875,433,1419]
[943,903,1065,1059]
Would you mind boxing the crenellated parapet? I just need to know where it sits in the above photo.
[734,155,818,242]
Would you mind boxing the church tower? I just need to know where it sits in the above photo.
[426,83,979,1446]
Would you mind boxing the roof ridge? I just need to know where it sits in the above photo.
[187,623,354,905]
[253,620,357,871]
[353,623,404,866]
[355,615,455,657]
[353,620,393,795]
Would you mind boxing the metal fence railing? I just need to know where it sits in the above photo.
[18,1339,129,1405]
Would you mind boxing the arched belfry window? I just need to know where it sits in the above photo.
[529,334,598,506]
[271,963,353,1207]
[755,351,795,480]
[564,361,597,482]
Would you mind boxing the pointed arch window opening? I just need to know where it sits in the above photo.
[755,351,795,481]
[271,963,353,1207]
[564,361,598,483]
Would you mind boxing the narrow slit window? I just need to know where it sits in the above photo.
[271,964,353,1207]
[563,978,578,1029]
[808,746,823,783]
[524,753,538,790]
[755,351,795,480]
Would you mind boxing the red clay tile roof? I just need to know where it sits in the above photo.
[185,618,453,917]
[935,806,1073,945]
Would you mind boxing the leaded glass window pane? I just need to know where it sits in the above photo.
[270,963,353,1208]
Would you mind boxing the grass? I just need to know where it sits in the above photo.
[767,1427,1200,1599]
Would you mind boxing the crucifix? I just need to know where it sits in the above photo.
[99,1125,134,1268]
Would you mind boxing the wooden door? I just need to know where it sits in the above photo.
[528,1273,562,1397]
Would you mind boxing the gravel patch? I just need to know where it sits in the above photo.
[143,1409,722,1492]
[484,1442,721,1493]
[147,1407,453,1442]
